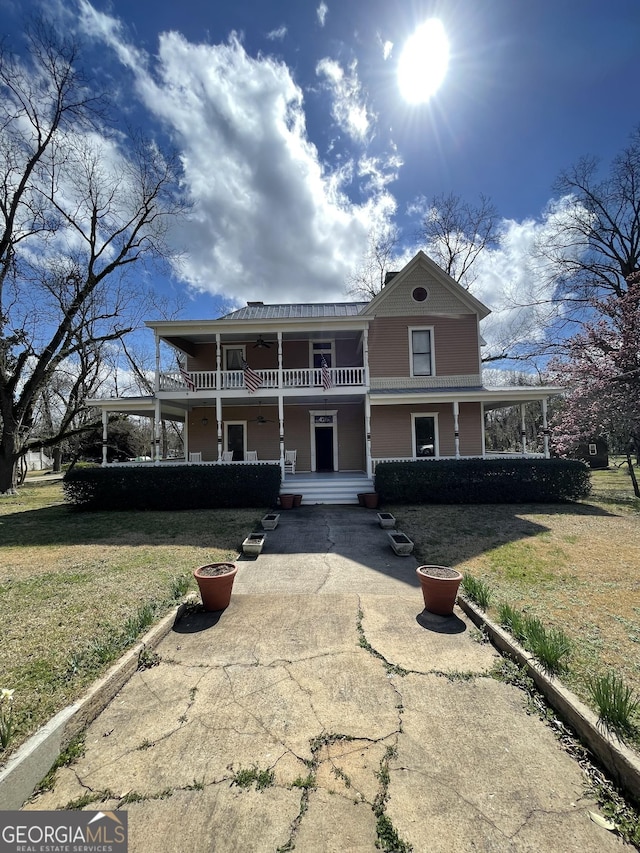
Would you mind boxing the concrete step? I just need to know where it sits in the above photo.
[280,476,374,505]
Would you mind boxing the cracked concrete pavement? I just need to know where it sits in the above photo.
[25,507,627,852]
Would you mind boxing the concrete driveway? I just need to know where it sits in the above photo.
[26,507,626,852]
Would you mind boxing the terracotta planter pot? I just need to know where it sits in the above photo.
[363,492,379,509]
[292,494,303,507]
[280,493,295,509]
[416,565,463,616]
[194,563,237,611]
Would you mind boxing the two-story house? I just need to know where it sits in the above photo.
[90,251,561,502]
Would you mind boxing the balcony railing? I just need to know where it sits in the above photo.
[159,367,366,392]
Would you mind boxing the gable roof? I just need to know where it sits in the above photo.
[361,250,491,319]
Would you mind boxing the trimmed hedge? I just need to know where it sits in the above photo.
[62,464,282,511]
[374,458,591,504]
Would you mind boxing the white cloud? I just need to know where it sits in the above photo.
[382,40,393,60]
[315,58,372,143]
[76,6,396,303]
[266,25,287,42]
[317,2,329,27]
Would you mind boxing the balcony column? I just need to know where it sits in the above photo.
[101,409,108,467]
[154,398,161,463]
[278,395,285,477]
[277,331,283,388]
[453,400,460,459]
[216,333,221,389]
[520,403,527,455]
[542,397,550,458]
[365,396,372,478]
[154,333,160,393]
[363,327,370,387]
[216,396,223,461]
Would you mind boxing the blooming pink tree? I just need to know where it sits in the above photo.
[551,274,640,497]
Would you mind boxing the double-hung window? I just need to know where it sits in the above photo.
[409,327,434,376]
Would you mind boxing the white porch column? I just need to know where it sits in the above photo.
[453,400,460,459]
[154,398,161,463]
[154,333,160,393]
[279,395,285,478]
[216,332,221,388]
[365,396,372,478]
[363,327,370,387]
[101,409,108,467]
[216,396,223,461]
[542,397,550,458]
[520,404,527,455]
[277,331,283,388]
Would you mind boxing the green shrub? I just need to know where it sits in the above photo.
[63,464,281,511]
[374,458,591,504]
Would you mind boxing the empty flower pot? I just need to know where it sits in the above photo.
[261,513,280,530]
[377,512,396,529]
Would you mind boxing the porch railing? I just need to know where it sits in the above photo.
[159,366,366,392]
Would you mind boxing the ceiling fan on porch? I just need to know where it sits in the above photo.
[253,335,271,348]
[249,402,275,425]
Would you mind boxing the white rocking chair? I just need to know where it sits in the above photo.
[284,449,297,475]
[221,451,233,462]
[245,451,258,462]
[189,452,202,463]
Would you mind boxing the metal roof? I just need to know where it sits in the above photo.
[221,302,369,320]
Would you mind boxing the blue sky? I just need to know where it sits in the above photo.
[4,0,640,352]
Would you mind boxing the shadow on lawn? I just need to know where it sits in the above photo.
[0,499,621,579]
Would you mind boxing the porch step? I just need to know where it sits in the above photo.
[280,475,374,505]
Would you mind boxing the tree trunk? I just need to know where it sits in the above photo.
[52,446,62,473]
[625,452,640,499]
[0,429,18,494]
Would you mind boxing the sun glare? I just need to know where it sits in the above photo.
[398,19,449,104]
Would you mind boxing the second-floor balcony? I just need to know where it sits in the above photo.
[159,366,367,393]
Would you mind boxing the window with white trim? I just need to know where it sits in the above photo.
[412,413,438,458]
[409,327,434,376]
[310,340,334,368]
[223,345,246,370]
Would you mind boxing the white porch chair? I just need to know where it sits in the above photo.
[245,450,258,462]
[221,451,233,462]
[189,452,202,463]
[284,449,297,475]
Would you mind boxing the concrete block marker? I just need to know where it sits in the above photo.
[0,600,192,810]
[457,596,640,807]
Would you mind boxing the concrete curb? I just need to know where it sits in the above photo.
[0,600,192,810]
[457,596,640,806]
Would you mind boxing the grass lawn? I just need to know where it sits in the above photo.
[391,462,640,748]
[1,465,639,764]
[0,480,265,758]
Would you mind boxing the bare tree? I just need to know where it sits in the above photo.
[0,21,185,492]
[543,127,640,304]
[345,226,400,300]
[418,192,499,289]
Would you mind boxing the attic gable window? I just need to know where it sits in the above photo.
[409,327,434,376]
[412,286,428,302]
